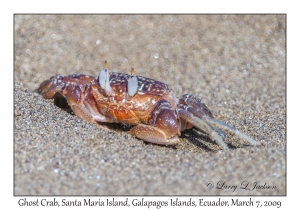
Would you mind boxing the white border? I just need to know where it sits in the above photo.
[3,0,295,209]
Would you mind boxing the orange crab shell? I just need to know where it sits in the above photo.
[90,72,176,125]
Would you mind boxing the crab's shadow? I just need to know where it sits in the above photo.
[180,129,236,151]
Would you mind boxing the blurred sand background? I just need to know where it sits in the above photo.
[14,15,286,195]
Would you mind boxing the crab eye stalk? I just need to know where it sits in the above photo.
[99,67,107,89]
[127,67,138,97]
[98,61,115,96]
[99,60,109,89]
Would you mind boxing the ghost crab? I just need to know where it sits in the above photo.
[38,61,259,150]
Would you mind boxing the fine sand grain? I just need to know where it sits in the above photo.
[14,15,286,195]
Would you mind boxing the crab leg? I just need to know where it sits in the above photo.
[178,109,229,150]
[203,116,259,145]
[178,94,259,148]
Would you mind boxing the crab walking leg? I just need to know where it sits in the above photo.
[184,106,227,140]
[178,94,226,140]
[203,116,260,145]
[213,127,227,139]
[178,110,229,150]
